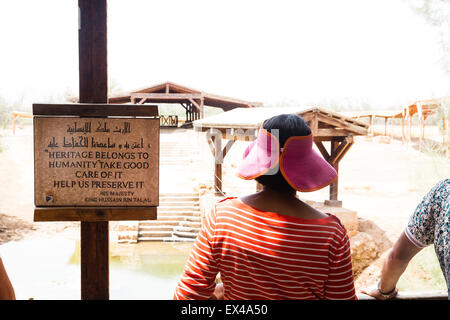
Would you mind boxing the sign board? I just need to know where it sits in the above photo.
[33,103,159,221]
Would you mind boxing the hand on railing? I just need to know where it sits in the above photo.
[360,285,398,300]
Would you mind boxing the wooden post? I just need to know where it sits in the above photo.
[78,0,109,300]
[417,103,423,151]
[369,115,374,136]
[401,110,406,145]
[212,134,223,196]
[327,138,341,207]
[384,117,388,136]
[443,104,449,158]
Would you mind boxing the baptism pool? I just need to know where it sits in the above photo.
[0,237,193,300]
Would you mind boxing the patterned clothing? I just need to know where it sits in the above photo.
[174,197,356,300]
[405,179,450,290]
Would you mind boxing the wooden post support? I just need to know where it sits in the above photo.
[78,0,109,300]
[369,115,374,136]
[417,103,423,151]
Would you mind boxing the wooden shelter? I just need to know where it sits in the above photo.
[344,97,449,156]
[193,107,369,206]
[403,97,449,153]
[104,82,262,125]
[344,110,403,137]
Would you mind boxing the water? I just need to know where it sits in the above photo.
[0,238,193,300]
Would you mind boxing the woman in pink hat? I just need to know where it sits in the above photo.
[174,114,356,300]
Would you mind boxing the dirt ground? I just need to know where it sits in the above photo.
[0,123,448,294]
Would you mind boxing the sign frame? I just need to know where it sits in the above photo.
[33,103,159,222]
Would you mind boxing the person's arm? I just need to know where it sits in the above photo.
[0,258,16,300]
[361,232,422,299]
[173,205,219,300]
[362,181,442,299]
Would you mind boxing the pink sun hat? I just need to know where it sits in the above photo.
[237,124,337,192]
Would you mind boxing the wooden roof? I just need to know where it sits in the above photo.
[193,107,368,140]
[106,81,262,110]
[405,96,449,117]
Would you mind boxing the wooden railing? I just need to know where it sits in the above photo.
[159,115,178,127]
[357,290,448,300]
[11,111,32,135]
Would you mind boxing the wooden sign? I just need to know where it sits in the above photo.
[33,103,159,221]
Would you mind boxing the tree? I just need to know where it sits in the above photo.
[409,0,450,73]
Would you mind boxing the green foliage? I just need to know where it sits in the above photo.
[408,0,450,73]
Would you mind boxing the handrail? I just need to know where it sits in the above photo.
[357,290,448,300]
[11,111,32,135]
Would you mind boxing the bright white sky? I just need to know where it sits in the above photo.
[0,0,448,109]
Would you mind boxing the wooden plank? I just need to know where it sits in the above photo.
[316,113,367,135]
[334,141,353,165]
[131,93,203,100]
[222,139,236,159]
[309,113,318,136]
[78,0,109,301]
[317,128,349,137]
[137,97,147,105]
[205,132,216,157]
[34,207,157,221]
[329,139,340,201]
[358,290,448,300]
[33,117,160,208]
[33,103,158,117]
[81,221,109,300]
[329,138,353,165]
[314,141,330,161]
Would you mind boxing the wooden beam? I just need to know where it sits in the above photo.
[317,128,349,137]
[34,207,157,221]
[78,0,109,301]
[329,139,351,165]
[314,141,330,161]
[329,138,340,202]
[131,93,203,100]
[137,97,147,105]
[205,131,216,157]
[33,103,158,117]
[309,113,318,136]
[316,113,367,135]
[334,140,353,165]
[222,139,236,159]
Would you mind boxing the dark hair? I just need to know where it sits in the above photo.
[255,114,311,192]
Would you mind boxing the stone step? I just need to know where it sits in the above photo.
[174,226,201,233]
[173,231,198,238]
[140,220,201,228]
[139,226,174,232]
[138,236,195,242]
[158,201,200,207]
[155,215,201,222]
[138,230,173,237]
[178,221,202,228]
[158,211,200,217]
[160,196,199,202]
[158,205,200,212]
[139,220,180,227]
[160,193,199,198]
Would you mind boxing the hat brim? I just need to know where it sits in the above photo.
[237,128,279,180]
[279,135,337,192]
[237,129,337,192]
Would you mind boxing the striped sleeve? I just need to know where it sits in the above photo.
[173,204,219,300]
[324,230,357,300]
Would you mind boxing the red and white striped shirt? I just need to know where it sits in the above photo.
[174,197,356,300]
